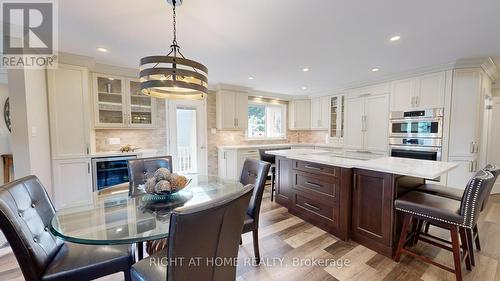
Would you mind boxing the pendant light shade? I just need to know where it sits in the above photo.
[139,0,208,99]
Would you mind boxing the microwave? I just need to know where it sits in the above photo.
[390,108,443,138]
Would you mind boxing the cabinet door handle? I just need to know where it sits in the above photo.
[469,161,474,173]
[236,118,239,127]
[411,96,415,107]
[415,96,420,107]
[304,202,321,211]
[86,144,90,155]
[304,165,322,170]
[88,163,91,174]
[470,142,475,153]
[305,181,322,188]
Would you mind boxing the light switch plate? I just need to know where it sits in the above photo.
[108,138,121,145]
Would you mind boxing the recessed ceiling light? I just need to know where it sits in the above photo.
[302,67,310,72]
[371,68,380,72]
[390,35,401,41]
[301,86,307,90]
[248,76,254,80]
[97,47,108,52]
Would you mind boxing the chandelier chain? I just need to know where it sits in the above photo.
[172,0,178,46]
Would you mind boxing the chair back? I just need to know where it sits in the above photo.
[239,159,270,222]
[258,147,290,164]
[166,184,254,281]
[0,176,63,281]
[480,164,500,211]
[127,156,173,196]
[459,170,495,227]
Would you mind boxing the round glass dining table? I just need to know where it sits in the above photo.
[50,175,244,246]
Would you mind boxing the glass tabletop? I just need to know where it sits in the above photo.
[50,175,244,245]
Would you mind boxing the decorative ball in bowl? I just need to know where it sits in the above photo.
[144,168,191,195]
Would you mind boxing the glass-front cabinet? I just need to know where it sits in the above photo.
[329,95,345,145]
[93,73,156,128]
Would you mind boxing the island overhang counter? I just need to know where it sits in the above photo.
[267,149,459,258]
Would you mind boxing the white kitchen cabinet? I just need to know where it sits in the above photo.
[344,97,365,151]
[289,99,311,130]
[390,72,446,111]
[52,158,93,209]
[218,148,238,180]
[415,72,446,109]
[448,69,483,158]
[391,78,414,111]
[364,95,390,151]
[310,96,330,130]
[216,90,248,130]
[344,94,389,153]
[47,64,91,158]
[93,73,157,129]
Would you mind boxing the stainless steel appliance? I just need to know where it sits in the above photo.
[390,108,443,138]
[389,108,444,163]
[92,155,137,191]
[389,138,442,161]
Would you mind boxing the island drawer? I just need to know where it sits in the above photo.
[294,193,335,222]
[292,171,338,200]
[293,160,339,178]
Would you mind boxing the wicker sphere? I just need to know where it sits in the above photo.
[153,168,172,181]
[144,177,157,194]
[154,180,172,194]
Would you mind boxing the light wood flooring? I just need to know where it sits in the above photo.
[1,189,500,281]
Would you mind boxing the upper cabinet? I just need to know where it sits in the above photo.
[93,73,157,129]
[391,72,446,111]
[344,94,389,152]
[289,99,311,130]
[216,89,248,130]
[47,64,91,159]
[329,95,345,144]
[310,96,330,130]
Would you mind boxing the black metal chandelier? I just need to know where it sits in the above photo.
[139,0,208,99]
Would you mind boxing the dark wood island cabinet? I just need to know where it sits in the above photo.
[275,156,425,258]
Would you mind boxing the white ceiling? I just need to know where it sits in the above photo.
[58,0,500,95]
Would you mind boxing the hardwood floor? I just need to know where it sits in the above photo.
[2,190,500,281]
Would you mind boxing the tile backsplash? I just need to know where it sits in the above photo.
[95,93,328,176]
[94,100,167,154]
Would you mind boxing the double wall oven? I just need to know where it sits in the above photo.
[389,108,443,162]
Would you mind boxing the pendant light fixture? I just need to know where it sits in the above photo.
[139,0,208,99]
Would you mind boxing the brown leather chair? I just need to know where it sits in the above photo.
[130,184,254,281]
[0,175,134,281]
[240,158,271,263]
[395,170,495,281]
[127,156,173,197]
[415,164,500,265]
[259,147,290,201]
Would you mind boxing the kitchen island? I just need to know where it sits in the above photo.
[267,149,459,258]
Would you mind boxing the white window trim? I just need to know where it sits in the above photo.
[246,101,287,141]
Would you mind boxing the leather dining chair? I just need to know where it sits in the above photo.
[0,175,134,281]
[127,156,173,197]
[130,184,254,281]
[240,158,271,263]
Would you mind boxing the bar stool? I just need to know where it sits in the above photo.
[394,170,495,281]
[258,147,290,201]
[415,164,500,266]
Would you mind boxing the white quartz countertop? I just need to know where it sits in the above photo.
[90,149,157,158]
[217,143,342,150]
[268,149,459,179]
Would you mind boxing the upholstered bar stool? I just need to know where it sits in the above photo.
[394,170,495,281]
[259,147,289,201]
[415,164,500,265]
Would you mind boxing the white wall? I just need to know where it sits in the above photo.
[0,84,12,184]
[488,86,500,194]
[8,69,53,194]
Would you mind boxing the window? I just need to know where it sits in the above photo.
[247,102,286,139]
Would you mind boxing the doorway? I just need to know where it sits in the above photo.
[166,99,207,174]
[487,97,500,193]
